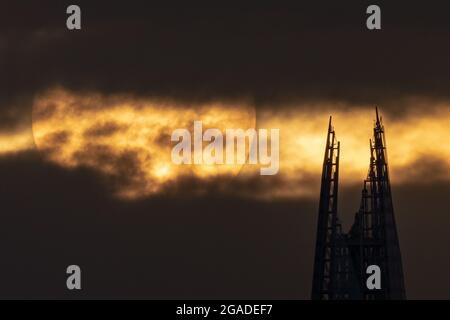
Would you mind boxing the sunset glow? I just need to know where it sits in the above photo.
[27,88,450,199]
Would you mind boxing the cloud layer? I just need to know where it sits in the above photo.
[24,88,450,200]
[2,1,450,299]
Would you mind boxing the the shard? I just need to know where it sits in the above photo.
[311,108,406,300]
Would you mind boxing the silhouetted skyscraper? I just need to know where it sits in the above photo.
[311,109,406,300]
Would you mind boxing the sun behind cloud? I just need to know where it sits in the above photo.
[32,88,256,199]
[31,88,450,200]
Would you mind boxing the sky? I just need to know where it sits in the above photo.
[2,1,450,299]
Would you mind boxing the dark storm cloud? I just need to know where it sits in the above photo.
[392,181,450,299]
[2,0,450,300]
[0,95,33,133]
[4,0,450,124]
[0,150,316,299]
[158,171,320,199]
[70,143,148,191]
[0,150,449,299]
[394,155,450,184]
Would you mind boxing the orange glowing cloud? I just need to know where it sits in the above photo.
[23,88,450,200]
[255,104,450,197]
[32,88,256,199]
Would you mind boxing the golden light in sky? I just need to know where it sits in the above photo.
[31,88,256,199]
[20,88,450,199]
[0,130,34,155]
[255,105,450,197]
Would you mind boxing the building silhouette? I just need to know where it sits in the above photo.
[311,108,406,300]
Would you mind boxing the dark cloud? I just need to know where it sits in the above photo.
[0,151,315,298]
[70,143,148,193]
[2,0,450,299]
[0,151,449,298]
[0,95,33,133]
[3,1,450,123]
[393,155,450,184]
[392,181,450,299]
[157,171,319,199]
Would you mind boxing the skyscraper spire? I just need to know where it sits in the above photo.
[375,106,380,125]
[311,116,342,300]
[311,108,406,300]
